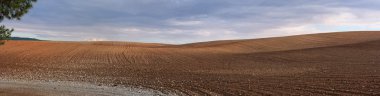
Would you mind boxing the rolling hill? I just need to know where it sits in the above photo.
[0,31,379,95]
[174,31,380,53]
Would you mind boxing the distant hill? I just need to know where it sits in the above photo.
[11,37,41,41]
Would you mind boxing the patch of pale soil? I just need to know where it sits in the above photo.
[0,79,174,96]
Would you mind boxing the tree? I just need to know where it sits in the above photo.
[0,0,37,44]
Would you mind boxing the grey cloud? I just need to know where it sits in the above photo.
[3,0,380,43]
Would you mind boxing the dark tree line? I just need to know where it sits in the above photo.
[0,0,37,44]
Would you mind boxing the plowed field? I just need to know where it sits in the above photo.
[0,31,380,95]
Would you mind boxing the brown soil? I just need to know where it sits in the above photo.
[0,31,380,95]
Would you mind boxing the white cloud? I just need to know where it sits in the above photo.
[85,38,107,41]
[169,19,203,26]
[120,28,142,32]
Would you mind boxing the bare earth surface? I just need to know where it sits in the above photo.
[0,31,380,95]
[0,79,168,96]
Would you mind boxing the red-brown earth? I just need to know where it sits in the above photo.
[0,31,379,95]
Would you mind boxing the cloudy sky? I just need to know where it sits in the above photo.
[3,0,380,44]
